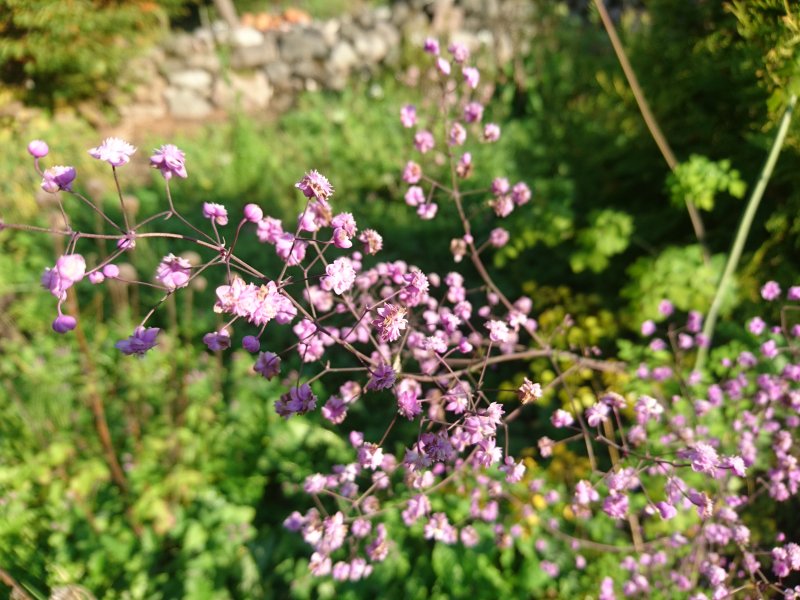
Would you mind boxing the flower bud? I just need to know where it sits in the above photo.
[243,203,263,223]
[52,314,77,333]
[242,335,260,353]
[28,140,49,158]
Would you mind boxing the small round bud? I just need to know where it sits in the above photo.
[88,271,105,284]
[28,140,49,158]
[243,203,263,223]
[242,335,260,353]
[52,314,77,333]
[103,264,120,278]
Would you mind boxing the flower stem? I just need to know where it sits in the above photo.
[695,93,798,373]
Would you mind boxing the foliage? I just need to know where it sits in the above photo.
[667,154,746,212]
[0,0,190,106]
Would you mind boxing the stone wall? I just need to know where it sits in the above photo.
[117,0,533,122]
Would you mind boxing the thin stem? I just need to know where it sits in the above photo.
[695,93,797,373]
[592,0,709,261]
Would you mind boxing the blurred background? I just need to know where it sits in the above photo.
[0,0,798,597]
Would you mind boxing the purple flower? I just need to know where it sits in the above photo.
[275,383,317,418]
[366,364,396,391]
[689,442,719,474]
[372,303,408,342]
[322,396,348,424]
[603,493,628,519]
[748,316,766,335]
[242,335,260,353]
[456,152,472,178]
[52,314,77,334]
[511,182,531,205]
[202,202,228,226]
[761,280,781,301]
[658,299,674,317]
[656,501,677,520]
[423,38,440,55]
[405,186,425,207]
[115,326,160,356]
[41,165,76,193]
[574,480,599,505]
[295,170,334,202]
[42,254,86,299]
[436,57,451,76]
[275,233,307,266]
[641,319,656,336]
[417,202,438,220]
[400,104,417,128]
[788,286,800,301]
[463,101,484,123]
[254,351,281,379]
[149,144,187,180]
[27,140,49,158]
[203,329,231,351]
[88,137,136,167]
[155,253,191,290]
[586,402,610,427]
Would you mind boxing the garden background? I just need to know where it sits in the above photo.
[1,0,799,598]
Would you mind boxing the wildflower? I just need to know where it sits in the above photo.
[414,130,435,153]
[275,233,307,266]
[88,137,136,167]
[448,42,469,63]
[52,314,77,334]
[155,253,191,290]
[243,203,263,223]
[423,38,440,55]
[658,299,674,317]
[485,320,509,343]
[203,329,231,351]
[359,229,382,255]
[402,161,422,184]
[463,66,480,89]
[603,493,629,519]
[761,280,781,301]
[400,104,417,128]
[456,152,472,178]
[463,101,483,123]
[512,182,531,205]
[417,202,437,220]
[436,57,451,76]
[372,303,407,342]
[688,442,719,474]
[115,326,160,356]
[295,170,333,202]
[448,122,466,146]
[149,144,187,180]
[27,140,49,158]
[254,351,281,379]
[551,409,574,428]
[483,122,500,141]
[405,186,425,207]
[242,335,260,353]
[202,202,228,226]
[324,257,356,295]
[518,378,543,404]
[586,402,610,427]
[366,364,395,391]
[41,165,76,193]
[275,383,317,418]
[489,227,509,248]
[788,286,800,301]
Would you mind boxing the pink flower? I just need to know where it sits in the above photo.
[414,130,435,153]
[761,280,781,301]
[115,326,160,356]
[485,320,509,343]
[402,161,422,184]
[423,38,440,55]
[359,229,383,255]
[518,378,542,404]
[448,42,469,63]
[202,202,228,226]
[324,257,356,295]
[463,66,480,89]
[512,182,531,205]
[295,170,334,202]
[88,137,136,167]
[448,122,466,146]
[551,409,574,428]
[27,140,49,158]
[41,165,76,193]
[366,364,395,391]
[372,303,408,342]
[42,254,86,299]
[463,101,483,123]
[483,122,500,142]
[400,104,417,128]
[150,144,187,180]
[155,253,191,290]
[489,227,509,248]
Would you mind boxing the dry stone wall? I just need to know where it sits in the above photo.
[117,0,533,122]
